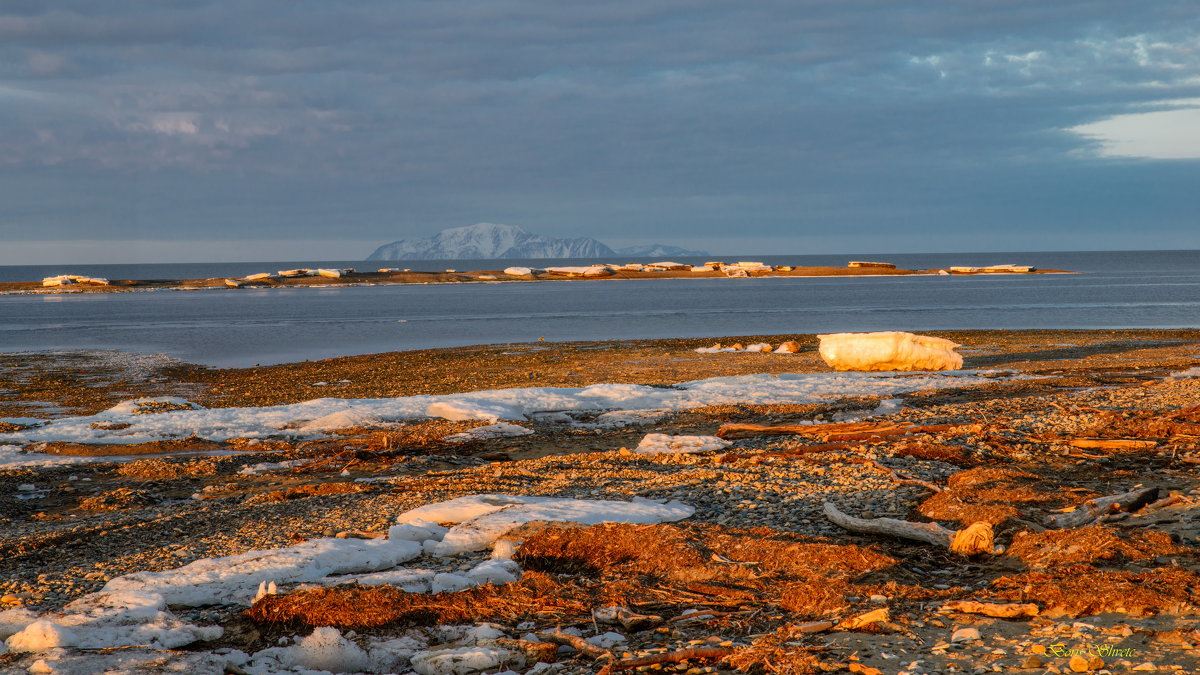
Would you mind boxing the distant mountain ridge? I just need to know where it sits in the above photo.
[614,244,709,257]
[367,223,708,260]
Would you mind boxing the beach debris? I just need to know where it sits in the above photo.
[633,433,730,454]
[822,502,997,556]
[818,331,963,371]
[1044,486,1159,529]
[848,261,896,269]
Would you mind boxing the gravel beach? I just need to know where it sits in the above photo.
[2,329,1199,674]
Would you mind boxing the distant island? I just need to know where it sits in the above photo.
[366,222,709,261]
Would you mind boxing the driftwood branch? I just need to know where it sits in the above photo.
[941,601,1039,619]
[823,502,996,556]
[593,606,663,631]
[597,647,736,675]
[1044,487,1159,529]
[835,608,889,630]
[1066,438,1157,449]
[496,638,560,663]
[538,629,612,661]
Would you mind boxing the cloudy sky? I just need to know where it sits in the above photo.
[2,1,1198,264]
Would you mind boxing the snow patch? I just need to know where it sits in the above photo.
[103,537,423,607]
[6,371,1019,445]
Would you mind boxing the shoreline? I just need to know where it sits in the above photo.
[0,262,1072,295]
[2,329,1198,673]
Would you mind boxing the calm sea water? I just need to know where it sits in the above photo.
[1,250,1197,368]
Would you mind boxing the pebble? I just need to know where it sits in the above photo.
[951,628,982,642]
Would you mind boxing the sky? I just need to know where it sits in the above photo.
[1,1,1199,264]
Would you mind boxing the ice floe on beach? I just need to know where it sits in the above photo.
[444,422,534,443]
[1,370,1021,448]
[1,494,692,671]
[395,494,694,555]
[633,433,731,455]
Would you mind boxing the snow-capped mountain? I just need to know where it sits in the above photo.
[615,244,710,257]
[367,223,617,261]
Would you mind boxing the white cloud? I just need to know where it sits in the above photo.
[1070,100,1200,159]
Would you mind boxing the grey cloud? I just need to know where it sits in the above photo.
[1,1,1198,260]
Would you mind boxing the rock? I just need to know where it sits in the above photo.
[586,632,627,648]
[950,627,981,642]
[1131,662,1158,671]
[1068,654,1103,672]
[1020,655,1044,669]
[774,341,802,353]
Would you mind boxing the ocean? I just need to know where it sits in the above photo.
[1,250,1197,368]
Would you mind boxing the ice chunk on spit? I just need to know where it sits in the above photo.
[817,331,963,372]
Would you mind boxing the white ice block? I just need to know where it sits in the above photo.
[817,331,962,372]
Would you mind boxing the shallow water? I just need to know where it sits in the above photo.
[1,250,1197,367]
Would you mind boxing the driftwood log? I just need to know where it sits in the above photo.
[538,629,612,661]
[823,502,996,556]
[942,600,1039,619]
[593,606,663,631]
[716,421,980,441]
[1044,486,1159,528]
[1066,438,1158,449]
